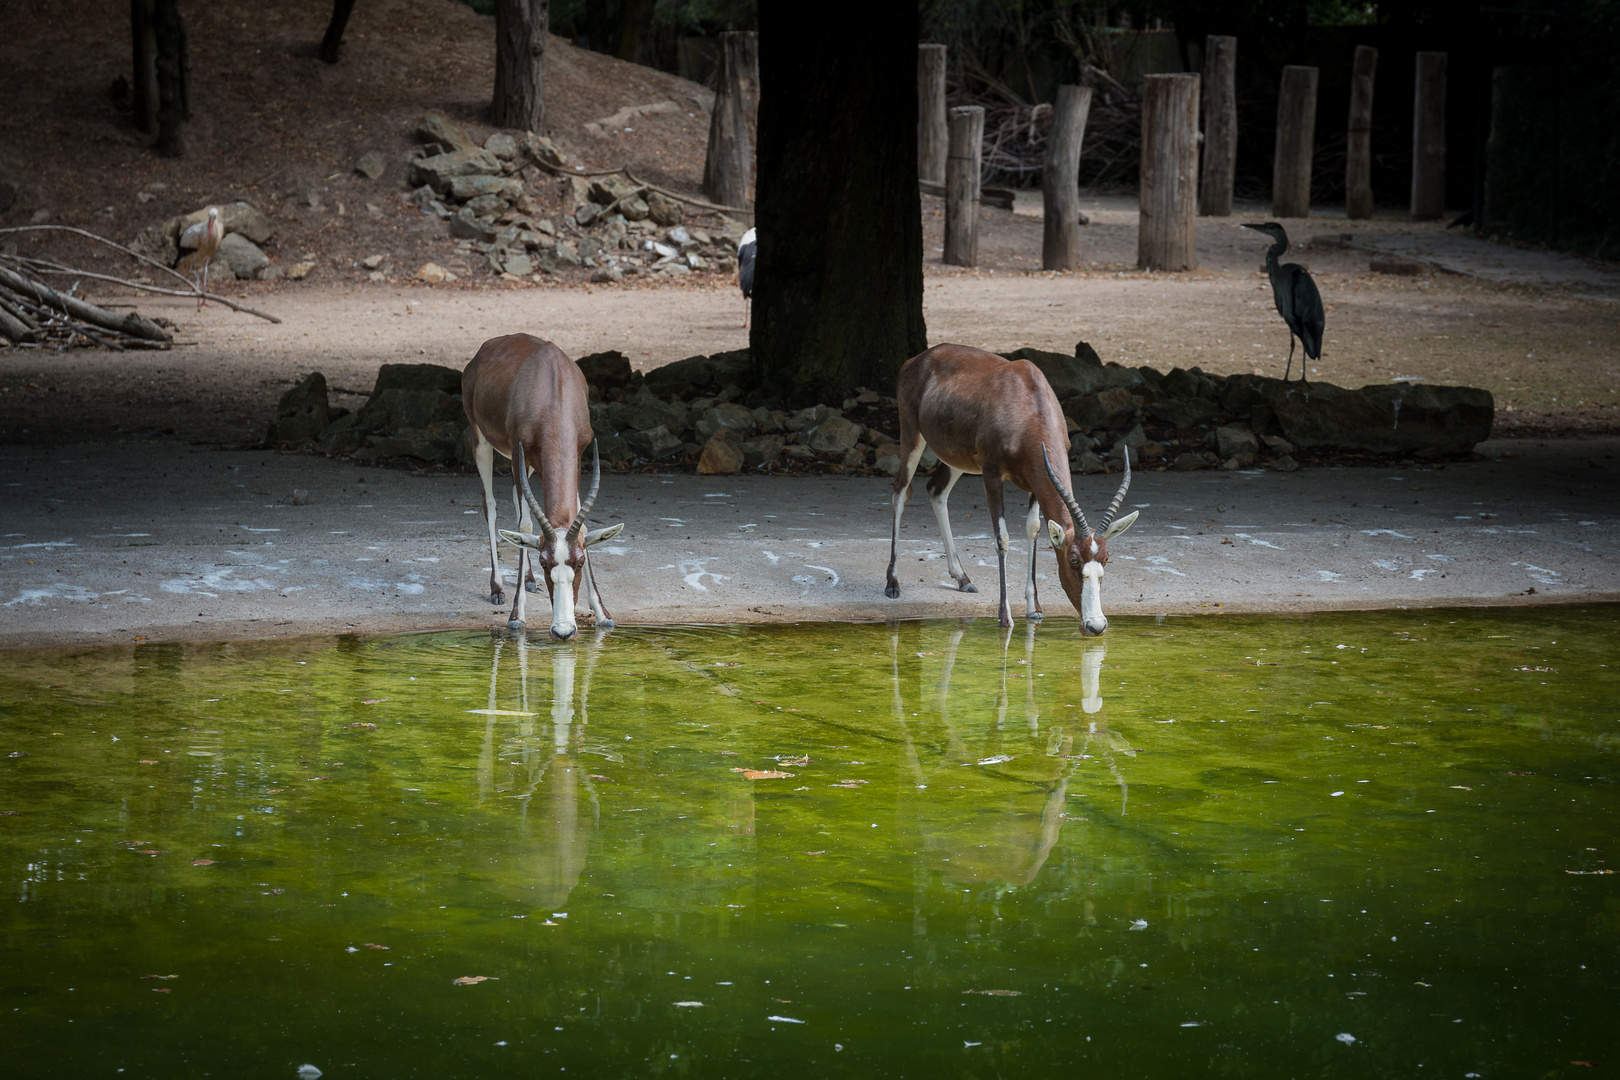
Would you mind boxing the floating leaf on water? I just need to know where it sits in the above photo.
[731,768,794,780]
[297,1066,323,1080]
[360,699,388,705]
[1180,1020,1207,1027]
[766,1015,805,1024]
[452,976,497,986]
[964,989,1021,997]
[777,755,811,766]
[674,1001,704,1007]
[134,850,167,856]
[542,920,559,926]
[713,662,740,667]
[191,858,215,866]
[1335,1033,1356,1045]
[152,987,171,993]
[1450,785,1473,791]
[364,943,390,950]
[141,974,178,980]
[347,723,377,730]
[963,1041,982,1048]
[1566,869,1615,875]
[588,774,613,782]
[803,851,826,856]
[138,759,158,765]
[1129,919,1149,930]
[974,755,1014,766]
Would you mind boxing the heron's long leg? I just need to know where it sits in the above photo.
[1284,334,1297,382]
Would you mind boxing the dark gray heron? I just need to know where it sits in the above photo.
[736,226,756,328]
[1242,221,1323,382]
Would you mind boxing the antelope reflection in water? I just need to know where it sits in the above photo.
[473,630,614,910]
[889,622,1133,887]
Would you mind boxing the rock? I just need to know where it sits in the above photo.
[1370,256,1426,276]
[217,233,268,279]
[696,430,744,474]
[369,364,463,398]
[1073,450,1108,474]
[408,148,502,193]
[646,190,684,226]
[449,207,497,243]
[1267,381,1494,454]
[318,413,364,454]
[360,421,465,463]
[589,265,622,283]
[1262,434,1295,455]
[288,260,317,280]
[129,223,178,268]
[619,195,650,222]
[1272,454,1300,472]
[595,432,632,467]
[1160,366,1220,401]
[625,424,682,461]
[782,444,816,461]
[785,404,839,433]
[175,201,274,245]
[577,350,633,391]
[620,386,686,433]
[642,350,752,399]
[30,208,50,224]
[502,252,533,277]
[588,175,640,206]
[841,447,867,468]
[1140,441,1167,460]
[695,403,758,442]
[1219,372,1282,417]
[416,262,455,283]
[740,435,784,468]
[483,132,518,161]
[354,151,386,180]
[686,253,708,271]
[1144,397,1222,429]
[805,415,862,453]
[873,449,902,476]
[446,174,521,202]
[1172,452,1213,471]
[265,372,331,445]
[519,132,567,170]
[659,262,690,277]
[1066,386,1138,431]
[1215,424,1260,461]
[752,407,783,434]
[0,178,15,212]
[465,193,507,218]
[416,110,478,153]
[574,202,602,228]
[554,242,582,267]
[354,388,463,441]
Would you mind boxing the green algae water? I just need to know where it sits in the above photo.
[2,609,1616,1078]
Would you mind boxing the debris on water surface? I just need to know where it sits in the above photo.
[347,723,377,730]
[360,699,388,705]
[732,768,794,780]
[767,1015,805,1024]
[674,1001,703,1007]
[964,989,1022,997]
[973,755,1013,766]
[453,976,497,985]
[964,1041,982,1048]
[1129,919,1149,930]
[139,759,158,764]
[1180,1021,1207,1027]
[297,1066,323,1080]
[776,755,811,766]
[1335,1033,1356,1045]
[141,974,178,980]
[467,709,535,716]
[363,943,390,950]
[191,859,215,866]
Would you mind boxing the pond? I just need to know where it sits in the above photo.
[1,609,1615,1078]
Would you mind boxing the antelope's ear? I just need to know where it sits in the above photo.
[498,528,544,551]
[582,522,625,548]
[1046,520,1067,549]
[1103,511,1139,539]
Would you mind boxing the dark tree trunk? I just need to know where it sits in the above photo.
[750,3,926,404]
[152,0,184,157]
[702,31,759,208]
[583,0,609,53]
[614,0,655,63]
[320,0,358,65]
[493,0,548,133]
[130,0,157,134]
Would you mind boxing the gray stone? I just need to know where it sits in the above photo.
[660,262,690,277]
[642,350,751,399]
[786,404,839,433]
[1066,386,1138,431]
[751,407,782,434]
[873,450,902,476]
[370,363,463,397]
[589,265,623,283]
[841,447,867,468]
[740,435,784,468]
[1172,452,1214,471]
[805,415,862,453]
[483,132,519,161]
[588,175,640,206]
[354,151,386,180]
[1145,397,1222,429]
[577,237,604,259]
[782,444,816,461]
[695,403,758,441]
[619,195,650,222]
[519,132,567,170]
[416,110,478,153]
[646,190,684,226]
[213,233,268,279]
[356,388,464,434]
[625,425,683,461]
[1215,424,1260,460]
[265,372,331,445]
[408,149,503,193]
[446,174,521,202]
[449,207,497,243]
[595,432,632,467]
[129,223,178,268]
[1073,450,1108,474]
[1219,373,1282,416]
[574,201,602,228]
[502,252,534,277]
[577,350,634,391]
[600,220,628,249]
[620,387,685,434]
[317,412,364,454]
[1160,366,1220,401]
[554,242,582,267]
[1268,381,1494,454]
[1262,434,1295,455]
[1272,454,1300,472]
[1002,343,1141,403]
[362,422,464,463]
[465,193,506,218]
[697,430,744,475]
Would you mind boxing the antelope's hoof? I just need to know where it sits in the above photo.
[506,618,525,631]
[488,591,505,606]
[1028,611,1044,622]
[884,585,901,599]
[598,619,615,630]
[959,581,978,594]
[524,580,540,594]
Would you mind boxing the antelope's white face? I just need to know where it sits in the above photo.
[1047,512,1140,635]
[500,523,623,640]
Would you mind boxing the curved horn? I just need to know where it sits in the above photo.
[513,442,559,546]
[1099,451,1132,531]
[1041,443,1091,536]
[566,440,601,546]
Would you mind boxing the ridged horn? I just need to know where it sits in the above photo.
[566,440,601,546]
[513,442,559,547]
[1041,444,1090,536]
[1099,451,1132,531]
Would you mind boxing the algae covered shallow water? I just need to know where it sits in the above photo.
[1,609,1616,1078]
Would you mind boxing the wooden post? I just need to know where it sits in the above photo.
[1197,35,1237,217]
[1138,73,1200,271]
[1411,51,1448,220]
[1042,85,1092,270]
[152,0,185,157]
[1272,65,1318,218]
[1346,45,1377,219]
[944,105,984,267]
[703,31,760,208]
[918,44,948,183]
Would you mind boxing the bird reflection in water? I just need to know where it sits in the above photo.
[474,629,614,910]
[889,621,1133,888]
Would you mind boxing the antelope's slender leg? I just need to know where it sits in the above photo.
[581,552,614,629]
[474,431,504,604]
[1024,493,1044,621]
[885,438,927,599]
[508,465,528,630]
[983,473,1011,627]
[927,464,974,592]
[516,458,539,593]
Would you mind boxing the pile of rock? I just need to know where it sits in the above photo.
[265,363,467,465]
[129,201,275,281]
[562,177,741,282]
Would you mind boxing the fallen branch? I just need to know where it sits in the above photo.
[0,224,195,290]
[0,264,170,342]
[523,152,753,220]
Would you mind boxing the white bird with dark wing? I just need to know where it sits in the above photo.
[178,206,224,309]
[736,226,756,328]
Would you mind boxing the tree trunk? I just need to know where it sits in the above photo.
[1197,35,1236,217]
[152,0,184,157]
[130,0,157,134]
[1346,45,1377,220]
[944,106,984,267]
[613,0,655,63]
[1272,65,1318,219]
[1411,51,1448,221]
[703,32,759,208]
[750,2,926,404]
[178,8,191,120]
[1138,73,1200,271]
[493,0,548,133]
[320,0,358,65]
[917,43,948,183]
[1042,84,1091,270]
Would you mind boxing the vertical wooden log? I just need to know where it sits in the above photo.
[917,44,948,183]
[1138,73,1200,271]
[1042,85,1092,270]
[1346,45,1378,220]
[703,31,760,208]
[1197,35,1237,217]
[1411,51,1448,220]
[152,0,184,157]
[130,0,157,135]
[320,0,359,64]
[492,0,549,132]
[1272,65,1318,218]
[944,105,984,267]
[177,8,191,120]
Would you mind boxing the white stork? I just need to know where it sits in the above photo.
[179,206,224,309]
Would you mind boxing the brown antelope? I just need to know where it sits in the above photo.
[884,344,1138,633]
[461,333,624,640]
